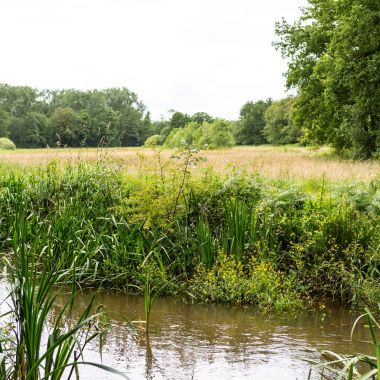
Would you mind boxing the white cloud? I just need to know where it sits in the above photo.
[0,0,306,119]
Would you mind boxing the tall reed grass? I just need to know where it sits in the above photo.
[0,215,127,379]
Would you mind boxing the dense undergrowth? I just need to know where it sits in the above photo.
[0,152,379,312]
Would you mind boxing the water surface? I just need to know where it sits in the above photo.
[56,291,373,380]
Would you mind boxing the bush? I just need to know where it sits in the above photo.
[164,122,200,148]
[0,137,16,150]
[190,253,303,311]
[144,134,162,147]
[198,120,235,149]
[164,120,235,150]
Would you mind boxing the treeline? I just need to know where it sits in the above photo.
[234,97,299,146]
[146,97,298,149]
[0,84,154,148]
[0,82,298,149]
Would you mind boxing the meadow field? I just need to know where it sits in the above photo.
[1,145,380,182]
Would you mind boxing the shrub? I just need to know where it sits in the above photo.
[144,134,162,147]
[164,122,200,148]
[164,120,235,150]
[190,253,303,311]
[0,137,16,150]
[198,119,235,149]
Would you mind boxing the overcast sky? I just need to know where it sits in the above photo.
[0,0,306,120]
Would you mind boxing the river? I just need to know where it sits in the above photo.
[52,290,373,380]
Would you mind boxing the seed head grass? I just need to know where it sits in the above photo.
[1,145,379,182]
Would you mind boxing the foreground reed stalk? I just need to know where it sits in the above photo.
[0,216,127,379]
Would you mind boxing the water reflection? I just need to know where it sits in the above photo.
[50,290,372,380]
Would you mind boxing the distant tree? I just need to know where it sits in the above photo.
[159,112,209,145]
[0,83,38,117]
[104,87,145,114]
[49,87,148,147]
[49,89,92,113]
[0,108,10,137]
[164,122,200,148]
[50,107,81,147]
[191,112,214,125]
[234,99,272,145]
[164,120,235,150]
[198,120,235,149]
[263,97,300,144]
[119,110,141,146]
[104,88,151,146]
[139,112,153,144]
[10,112,50,148]
[151,119,169,135]
[169,112,191,129]
[0,84,208,148]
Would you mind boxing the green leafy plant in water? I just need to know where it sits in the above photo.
[195,217,216,268]
[190,252,302,311]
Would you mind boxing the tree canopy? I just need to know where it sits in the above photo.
[264,97,300,144]
[275,0,380,158]
[0,108,10,137]
[0,84,152,148]
[234,99,272,145]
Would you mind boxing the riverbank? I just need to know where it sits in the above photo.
[1,150,379,311]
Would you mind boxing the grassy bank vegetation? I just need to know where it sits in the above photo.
[1,149,379,313]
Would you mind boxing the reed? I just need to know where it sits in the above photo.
[195,217,216,268]
[0,215,127,379]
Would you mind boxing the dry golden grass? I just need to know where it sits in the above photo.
[1,146,379,182]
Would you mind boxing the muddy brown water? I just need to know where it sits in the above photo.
[47,290,373,380]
